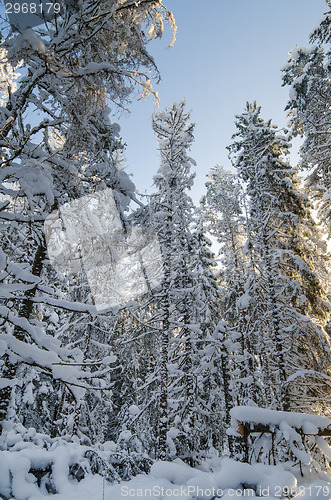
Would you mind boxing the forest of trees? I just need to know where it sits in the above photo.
[0,0,330,493]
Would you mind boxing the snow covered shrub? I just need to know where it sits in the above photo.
[0,423,155,499]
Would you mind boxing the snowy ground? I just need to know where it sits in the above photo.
[1,452,331,500]
[1,408,331,500]
[50,459,331,500]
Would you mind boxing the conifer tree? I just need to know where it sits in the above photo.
[202,166,265,407]
[228,102,331,413]
[150,100,197,461]
[282,0,331,235]
[129,101,226,463]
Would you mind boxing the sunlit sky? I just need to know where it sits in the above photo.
[118,0,327,203]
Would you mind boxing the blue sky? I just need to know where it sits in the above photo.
[118,0,327,203]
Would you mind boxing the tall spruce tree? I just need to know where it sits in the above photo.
[282,0,331,235]
[125,100,227,463]
[202,166,265,408]
[228,102,331,413]
[150,100,198,462]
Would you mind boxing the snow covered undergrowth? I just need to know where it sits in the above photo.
[1,445,330,500]
[1,406,331,499]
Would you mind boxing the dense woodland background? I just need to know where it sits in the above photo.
[0,0,330,495]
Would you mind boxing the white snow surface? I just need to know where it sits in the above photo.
[229,406,331,434]
[0,442,330,500]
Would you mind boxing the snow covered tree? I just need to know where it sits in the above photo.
[120,101,226,463]
[0,0,176,437]
[282,1,331,235]
[150,100,198,462]
[202,166,266,409]
[228,102,331,413]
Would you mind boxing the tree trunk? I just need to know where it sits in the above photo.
[262,231,289,411]
[158,313,169,460]
[0,240,46,433]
